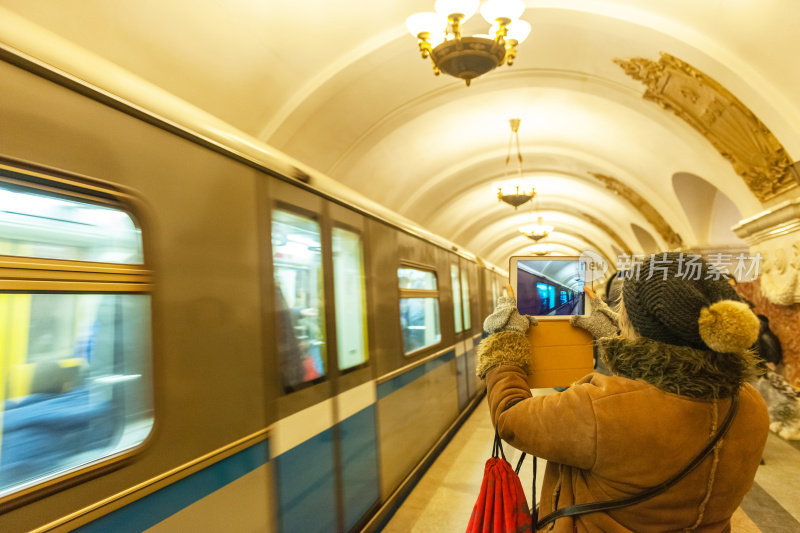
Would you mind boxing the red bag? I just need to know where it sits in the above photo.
[466,434,533,533]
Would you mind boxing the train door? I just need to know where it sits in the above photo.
[327,203,380,532]
[451,258,474,409]
[266,182,378,533]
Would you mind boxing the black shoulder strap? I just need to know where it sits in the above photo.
[536,393,739,530]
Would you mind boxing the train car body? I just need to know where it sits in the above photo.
[0,53,506,532]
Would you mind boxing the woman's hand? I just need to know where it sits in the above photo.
[570,286,619,339]
[483,284,538,335]
[477,284,535,378]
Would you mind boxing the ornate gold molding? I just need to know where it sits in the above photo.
[615,53,799,202]
[588,172,684,249]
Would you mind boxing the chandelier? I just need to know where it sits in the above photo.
[406,0,531,86]
[528,246,551,256]
[496,118,535,209]
[519,216,554,241]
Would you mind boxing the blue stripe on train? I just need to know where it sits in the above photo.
[76,410,379,533]
[275,404,380,533]
[340,405,379,531]
[75,440,269,532]
[275,428,337,533]
[376,350,455,400]
[76,372,413,532]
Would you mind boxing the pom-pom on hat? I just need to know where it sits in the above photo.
[621,252,759,352]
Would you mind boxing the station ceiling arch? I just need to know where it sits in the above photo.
[1,0,798,269]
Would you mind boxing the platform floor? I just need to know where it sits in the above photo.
[382,389,800,532]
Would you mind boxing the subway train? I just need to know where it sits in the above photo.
[0,53,508,531]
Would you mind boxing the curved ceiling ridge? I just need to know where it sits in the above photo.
[485,227,615,263]
[527,2,800,132]
[450,205,634,256]
[257,26,407,141]
[326,68,645,178]
[490,232,613,266]
[408,157,676,249]
[400,144,670,216]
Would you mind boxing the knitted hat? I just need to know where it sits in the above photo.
[621,252,760,353]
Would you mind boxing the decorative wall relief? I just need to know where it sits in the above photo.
[615,53,799,202]
[588,172,683,249]
[735,280,800,389]
[734,198,800,305]
[760,248,798,305]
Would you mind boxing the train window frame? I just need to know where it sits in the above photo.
[397,263,442,357]
[450,264,463,333]
[0,160,154,509]
[460,266,471,331]
[271,205,329,393]
[331,224,369,374]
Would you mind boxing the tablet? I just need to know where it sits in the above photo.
[509,256,591,318]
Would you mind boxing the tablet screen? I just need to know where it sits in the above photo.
[513,258,586,316]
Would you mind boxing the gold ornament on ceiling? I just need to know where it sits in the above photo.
[588,172,684,250]
[615,52,799,202]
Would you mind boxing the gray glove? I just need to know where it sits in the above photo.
[483,296,538,334]
[570,298,619,339]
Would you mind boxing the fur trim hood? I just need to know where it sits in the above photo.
[599,336,762,399]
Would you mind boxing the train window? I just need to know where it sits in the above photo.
[450,265,462,333]
[398,267,441,355]
[0,180,143,263]
[0,176,153,500]
[332,227,368,371]
[272,209,326,390]
[460,268,471,330]
[536,282,549,310]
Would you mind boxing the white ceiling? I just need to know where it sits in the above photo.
[1,0,797,268]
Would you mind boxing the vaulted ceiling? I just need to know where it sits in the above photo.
[1,0,798,268]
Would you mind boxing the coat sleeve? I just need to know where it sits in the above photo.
[486,364,598,469]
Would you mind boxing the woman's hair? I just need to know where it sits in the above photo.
[604,272,623,308]
[615,295,638,340]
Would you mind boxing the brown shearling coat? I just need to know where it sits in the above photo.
[486,361,769,532]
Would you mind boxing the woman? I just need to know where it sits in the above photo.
[477,253,768,532]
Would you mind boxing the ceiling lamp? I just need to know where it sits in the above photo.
[496,118,534,209]
[529,246,552,256]
[519,216,554,242]
[406,0,531,86]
